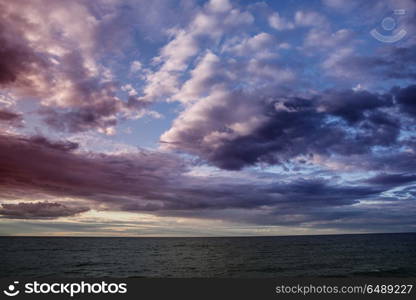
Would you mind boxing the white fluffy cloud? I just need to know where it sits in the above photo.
[141,0,254,102]
[268,12,294,31]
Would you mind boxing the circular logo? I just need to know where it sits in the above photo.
[381,17,396,31]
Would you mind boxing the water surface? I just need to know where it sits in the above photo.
[1,233,415,277]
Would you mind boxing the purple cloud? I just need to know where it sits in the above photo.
[0,133,413,232]
[0,0,153,135]
[162,88,403,170]
[0,109,23,127]
[0,202,89,219]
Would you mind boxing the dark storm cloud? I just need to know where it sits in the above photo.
[0,133,400,224]
[359,151,416,173]
[0,132,414,232]
[39,105,119,134]
[0,109,23,127]
[318,89,393,123]
[0,202,89,219]
[0,110,20,121]
[163,88,403,170]
[0,134,185,206]
[29,136,79,151]
[200,108,327,170]
[265,179,384,205]
[156,194,414,230]
[366,173,416,185]
[394,84,416,117]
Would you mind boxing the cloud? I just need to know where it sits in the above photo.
[0,133,410,232]
[223,33,277,57]
[322,46,416,80]
[0,0,153,134]
[0,0,97,100]
[39,100,120,134]
[0,133,186,206]
[28,136,79,152]
[162,87,402,170]
[305,29,356,49]
[0,109,23,127]
[0,202,89,219]
[366,173,416,185]
[295,11,328,28]
[267,9,327,32]
[142,0,254,102]
[394,84,416,116]
[268,12,294,31]
[317,89,393,123]
[130,61,142,73]
[152,3,411,173]
[172,51,227,103]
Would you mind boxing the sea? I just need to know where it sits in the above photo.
[1,233,415,278]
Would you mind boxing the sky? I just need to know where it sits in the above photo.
[0,0,415,236]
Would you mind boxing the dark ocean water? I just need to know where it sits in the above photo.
[1,233,415,278]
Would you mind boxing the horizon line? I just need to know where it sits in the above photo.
[1,231,415,239]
